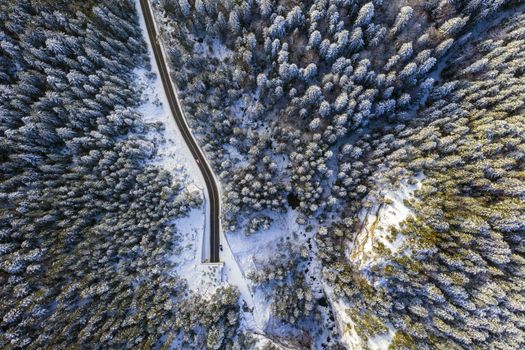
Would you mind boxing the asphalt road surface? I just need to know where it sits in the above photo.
[140,0,220,263]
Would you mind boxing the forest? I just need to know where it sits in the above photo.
[2,0,525,348]
[153,0,525,348]
[0,1,239,349]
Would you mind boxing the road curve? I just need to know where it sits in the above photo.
[139,0,220,262]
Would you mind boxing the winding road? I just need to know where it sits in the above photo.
[139,0,221,263]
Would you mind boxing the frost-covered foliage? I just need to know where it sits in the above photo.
[249,242,315,324]
[320,10,525,350]
[248,239,339,349]
[0,1,239,348]
[154,0,525,348]
[152,0,513,230]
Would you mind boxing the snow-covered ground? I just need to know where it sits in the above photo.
[349,172,425,268]
[226,209,303,331]
[223,208,345,349]
[331,297,363,349]
[168,207,224,293]
[320,173,425,350]
[367,328,396,350]
[133,67,205,191]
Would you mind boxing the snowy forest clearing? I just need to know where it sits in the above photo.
[350,173,424,268]
[226,209,322,335]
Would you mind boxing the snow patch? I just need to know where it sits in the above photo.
[226,209,308,332]
[350,173,425,268]
[367,328,396,350]
[169,207,204,278]
[221,230,254,308]
[250,288,273,331]
[327,292,363,350]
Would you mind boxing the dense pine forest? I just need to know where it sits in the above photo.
[0,1,239,348]
[2,0,525,348]
[154,0,525,348]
